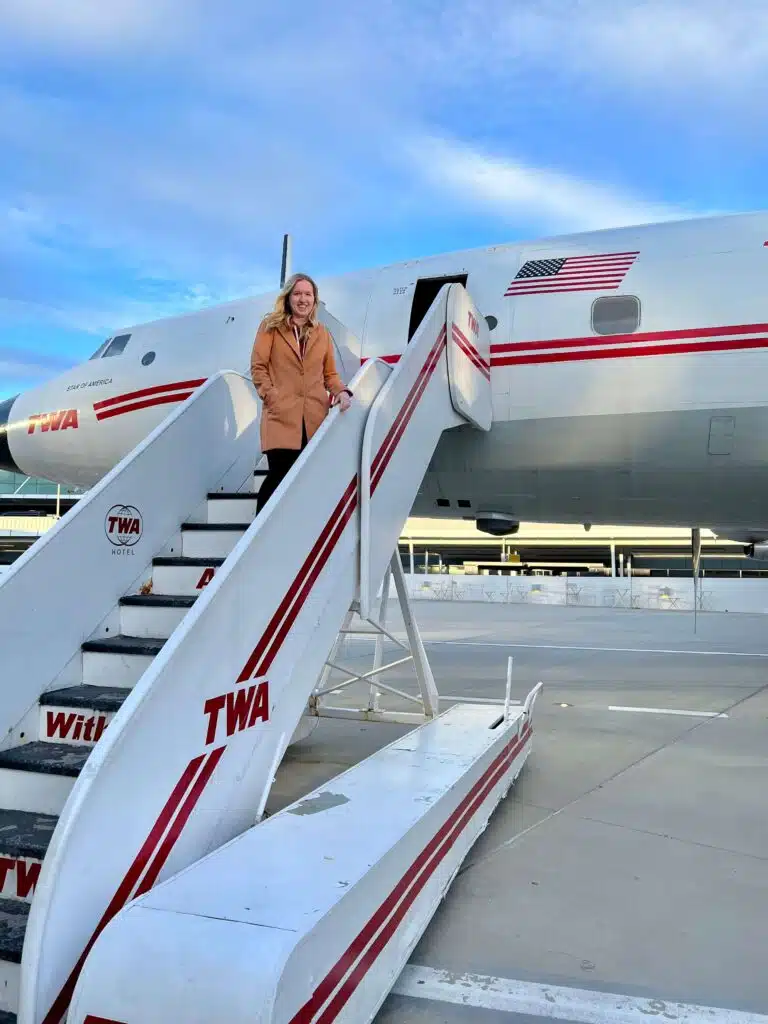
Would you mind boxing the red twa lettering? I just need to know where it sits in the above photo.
[203,682,269,745]
[0,856,41,898]
[196,567,215,589]
[16,859,40,899]
[467,311,479,336]
[26,409,79,434]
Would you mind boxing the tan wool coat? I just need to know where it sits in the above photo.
[250,319,347,451]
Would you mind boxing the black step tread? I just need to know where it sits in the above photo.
[153,555,225,567]
[181,522,250,531]
[0,1010,16,1023]
[254,468,268,476]
[40,685,130,712]
[0,742,91,778]
[0,897,28,963]
[207,492,258,500]
[81,635,165,656]
[120,594,196,609]
[0,809,58,860]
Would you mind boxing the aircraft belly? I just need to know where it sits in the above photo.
[412,407,768,529]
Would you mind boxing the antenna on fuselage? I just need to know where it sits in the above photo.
[280,234,292,288]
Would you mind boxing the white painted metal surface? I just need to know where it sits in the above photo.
[67,699,538,1024]
[119,601,188,640]
[359,286,465,619]
[446,284,492,431]
[18,358,389,1024]
[0,371,260,754]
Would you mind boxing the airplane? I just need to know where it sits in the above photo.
[2,209,768,555]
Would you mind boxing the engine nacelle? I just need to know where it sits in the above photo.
[475,512,520,537]
[744,542,768,559]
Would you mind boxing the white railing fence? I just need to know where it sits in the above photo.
[390,573,768,615]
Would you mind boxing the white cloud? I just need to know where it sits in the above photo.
[406,136,689,233]
[0,0,186,52]
[462,0,768,101]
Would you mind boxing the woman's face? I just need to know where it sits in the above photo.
[289,279,315,319]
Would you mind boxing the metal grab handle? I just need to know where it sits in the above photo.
[523,681,543,718]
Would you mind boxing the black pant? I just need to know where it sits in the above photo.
[256,421,308,514]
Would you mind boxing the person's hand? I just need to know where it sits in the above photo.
[333,391,352,412]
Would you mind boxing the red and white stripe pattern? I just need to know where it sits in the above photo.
[236,476,359,683]
[504,251,638,297]
[46,326,449,1021]
[451,323,490,381]
[370,326,447,494]
[42,746,225,1024]
[93,379,206,422]
[491,321,768,367]
[289,721,532,1023]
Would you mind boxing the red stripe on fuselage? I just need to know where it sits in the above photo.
[93,379,206,411]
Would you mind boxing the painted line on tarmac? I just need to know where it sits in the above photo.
[427,641,768,658]
[344,635,768,657]
[393,964,767,1023]
[609,705,728,718]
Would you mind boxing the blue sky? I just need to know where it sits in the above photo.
[0,0,767,398]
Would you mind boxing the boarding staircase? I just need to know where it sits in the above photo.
[0,284,540,1024]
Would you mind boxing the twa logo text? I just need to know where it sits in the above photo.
[27,409,79,434]
[203,682,269,745]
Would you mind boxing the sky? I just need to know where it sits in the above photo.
[0,0,767,398]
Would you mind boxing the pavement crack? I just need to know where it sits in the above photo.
[573,813,768,861]
[458,680,768,876]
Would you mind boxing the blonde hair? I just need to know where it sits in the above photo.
[261,273,320,333]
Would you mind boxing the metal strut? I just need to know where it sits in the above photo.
[309,552,440,725]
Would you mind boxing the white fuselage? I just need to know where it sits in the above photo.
[4,211,768,535]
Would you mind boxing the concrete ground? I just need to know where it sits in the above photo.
[266,602,768,1022]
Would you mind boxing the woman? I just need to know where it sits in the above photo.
[250,272,352,513]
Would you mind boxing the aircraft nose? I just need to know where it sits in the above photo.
[0,395,22,475]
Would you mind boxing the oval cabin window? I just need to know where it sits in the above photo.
[591,296,640,336]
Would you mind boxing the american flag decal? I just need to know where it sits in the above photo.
[505,251,639,297]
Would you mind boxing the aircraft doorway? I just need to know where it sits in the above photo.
[408,274,467,341]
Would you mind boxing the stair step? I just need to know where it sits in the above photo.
[39,685,130,712]
[181,523,250,530]
[181,523,249,558]
[81,635,163,688]
[0,810,56,904]
[39,685,126,745]
[206,492,258,525]
[81,635,165,657]
[0,743,91,814]
[119,594,196,640]
[0,743,91,779]
[151,557,224,596]
[152,556,225,567]
[0,1011,16,1023]
[120,594,196,609]
[0,898,28,964]
[0,810,57,861]
[207,492,256,500]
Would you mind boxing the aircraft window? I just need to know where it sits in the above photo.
[89,339,110,360]
[101,333,132,358]
[141,351,156,366]
[591,296,640,336]
[485,315,498,331]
